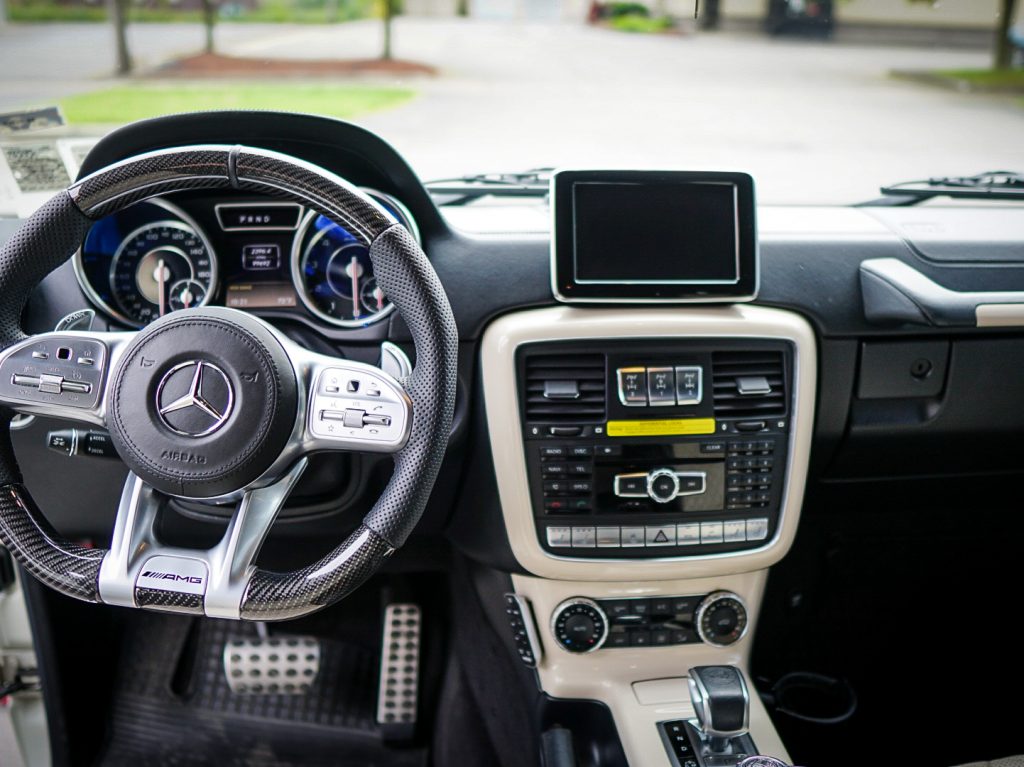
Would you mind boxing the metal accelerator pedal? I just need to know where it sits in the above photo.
[376,603,421,740]
[222,624,321,695]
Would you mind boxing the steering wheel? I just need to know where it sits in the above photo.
[0,145,457,621]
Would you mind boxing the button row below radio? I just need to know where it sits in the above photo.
[541,462,592,477]
[545,519,769,549]
[543,480,592,494]
[727,474,771,489]
[727,439,774,454]
[728,456,773,470]
[544,497,590,513]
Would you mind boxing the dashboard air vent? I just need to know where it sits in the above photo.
[712,350,787,419]
[524,353,606,422]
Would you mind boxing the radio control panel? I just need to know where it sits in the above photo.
[518,339,791,560]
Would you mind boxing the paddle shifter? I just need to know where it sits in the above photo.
[687,665,756,765]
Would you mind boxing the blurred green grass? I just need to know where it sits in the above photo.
[8,0,372,24]
[608,14,673,34]
[936,68,1024,91]
[59,83,415,124]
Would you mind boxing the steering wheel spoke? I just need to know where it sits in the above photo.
[98,457,308,618]
[0,330,134,428]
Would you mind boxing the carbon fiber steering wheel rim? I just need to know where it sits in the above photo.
[0,144,458,621]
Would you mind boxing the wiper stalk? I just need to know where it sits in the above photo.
[859,170,1024,207]
[425,168,552,206]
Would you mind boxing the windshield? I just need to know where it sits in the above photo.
[1,0,1022,204]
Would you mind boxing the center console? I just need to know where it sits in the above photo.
[481,304,815,767]
[479,171,814,767]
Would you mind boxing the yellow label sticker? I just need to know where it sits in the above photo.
[605,418,717,438]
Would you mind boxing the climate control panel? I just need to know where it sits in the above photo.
[550,591,748,653]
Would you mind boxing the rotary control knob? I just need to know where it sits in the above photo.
[551,598,609,653]
[695,591,749,648]
[647,468,681,504]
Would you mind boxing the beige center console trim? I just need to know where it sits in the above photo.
[481,305,817,581]
[512,571,790,766]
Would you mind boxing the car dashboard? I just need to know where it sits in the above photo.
[2,110,1024,767]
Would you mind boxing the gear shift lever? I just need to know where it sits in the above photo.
[688,665,752,762]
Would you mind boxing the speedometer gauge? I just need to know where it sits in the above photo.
[75,198,218,328]
[292,190,418,327]
[110,221,216,325]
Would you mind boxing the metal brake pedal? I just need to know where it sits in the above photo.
[223,634,320,695]
[376,603,421,740]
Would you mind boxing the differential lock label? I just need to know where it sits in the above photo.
[606,418,716,437]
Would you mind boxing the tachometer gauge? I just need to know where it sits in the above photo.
[110,221,216,325]
[292,190,418,327]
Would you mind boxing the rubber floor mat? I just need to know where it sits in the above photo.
[98,612,428,767]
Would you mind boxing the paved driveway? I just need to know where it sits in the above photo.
[2,18,1021,202]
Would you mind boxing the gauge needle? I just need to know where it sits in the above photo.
[156,258,167,317]
[350,255,362,318]
[374,286,385,311]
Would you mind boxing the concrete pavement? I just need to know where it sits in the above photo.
[2,18,1022,202]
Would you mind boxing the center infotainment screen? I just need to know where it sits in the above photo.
[551,170,757,302]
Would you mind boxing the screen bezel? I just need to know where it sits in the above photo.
[551,169,758,303]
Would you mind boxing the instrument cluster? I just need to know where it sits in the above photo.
[74,189,419,330]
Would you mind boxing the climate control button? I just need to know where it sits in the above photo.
[694,591,749,648]
[551,598,609,653]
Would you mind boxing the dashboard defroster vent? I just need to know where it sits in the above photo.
[712,350,787,419]
[524,353,606,423]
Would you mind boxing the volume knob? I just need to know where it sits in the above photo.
[647,468,680,504]
[551,598,609,653]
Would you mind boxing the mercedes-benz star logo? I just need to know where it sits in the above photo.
[155,361,234,437]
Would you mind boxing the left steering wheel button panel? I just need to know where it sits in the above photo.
[0,335,106,409]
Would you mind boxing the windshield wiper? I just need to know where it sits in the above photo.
[858,170,1024,207]
[425,168,552,206]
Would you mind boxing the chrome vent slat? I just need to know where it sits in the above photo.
[524,352,606,422]
[711,350,786,419]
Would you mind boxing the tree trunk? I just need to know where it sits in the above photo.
[994,0,1020,70]
[109,0,132,76]
[382,0,393,61]
[201,0,217,55]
